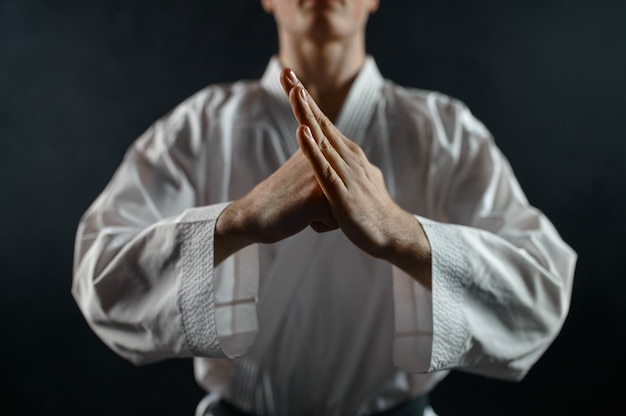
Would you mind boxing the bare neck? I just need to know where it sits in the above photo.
[278,33,366,122]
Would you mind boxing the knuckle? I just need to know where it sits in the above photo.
[354,144,366,158]
[320,138,333,153]
[345,138,358,151]
[323,164,335,181]
[319,116,333,130]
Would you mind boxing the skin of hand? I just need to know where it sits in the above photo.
[214,148,338,266]
[280,68,432,288]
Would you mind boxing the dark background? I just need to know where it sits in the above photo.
[1,0,624,414]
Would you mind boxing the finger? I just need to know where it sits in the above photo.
[289,86,356,172]
[281,71,353,159]
[297,125,346,199]
[305,97,354,161]
[291,90,351,180]
[289,87,326,146]
[279,68,301,97]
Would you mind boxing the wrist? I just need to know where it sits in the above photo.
[378,208,432,288]
[214,202,257,266]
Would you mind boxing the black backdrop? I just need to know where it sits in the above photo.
[1,0,625,414]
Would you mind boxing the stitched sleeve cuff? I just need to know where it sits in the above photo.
[392,216,471,373]
[177,203,231,357]
[419,217,470,372]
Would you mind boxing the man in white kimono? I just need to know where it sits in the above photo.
[72,1,577,415]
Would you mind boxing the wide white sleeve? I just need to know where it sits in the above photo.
[72,112,259,365]
[392,97,577,380]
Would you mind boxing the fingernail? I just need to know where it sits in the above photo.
[287,70,299,85]
[303,126,315,143]
[299,87,307,101]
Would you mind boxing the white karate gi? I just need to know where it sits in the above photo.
[73,57,576,415]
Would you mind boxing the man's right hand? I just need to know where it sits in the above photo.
[214,149,338,266]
